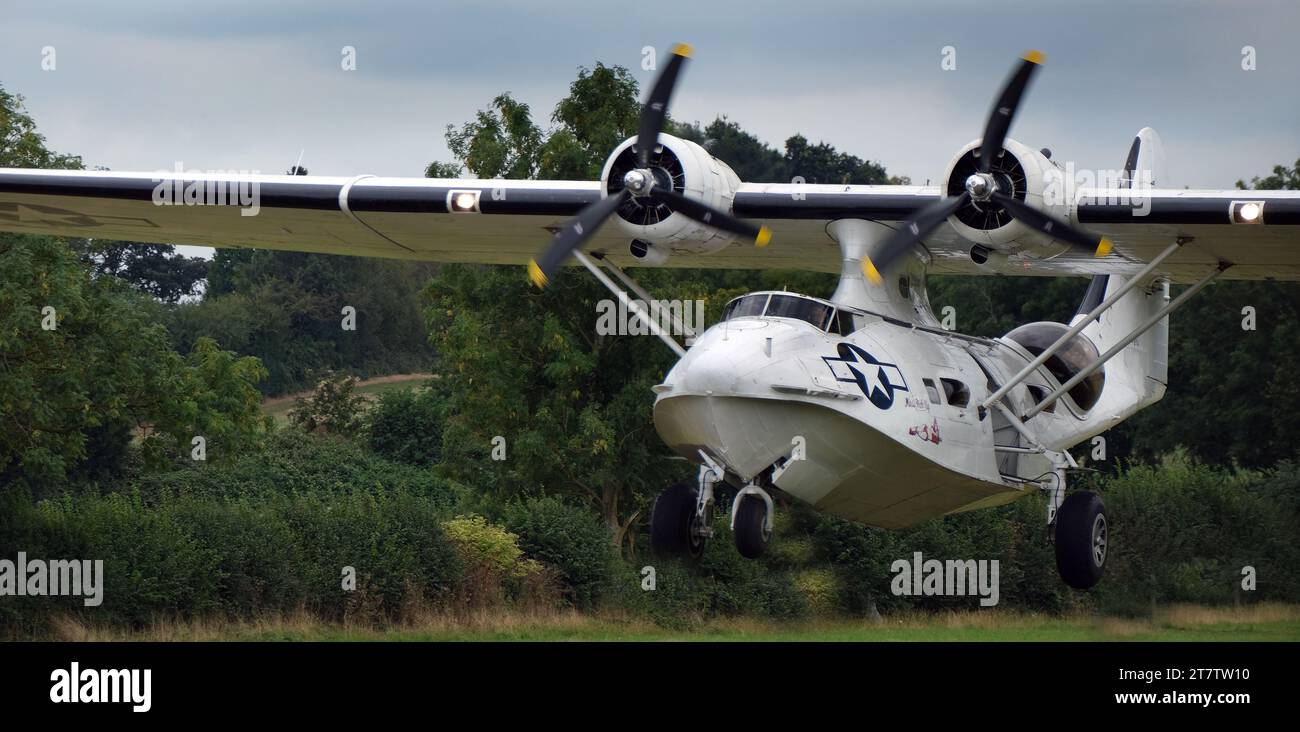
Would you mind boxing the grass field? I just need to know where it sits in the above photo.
[46,604,1300,642]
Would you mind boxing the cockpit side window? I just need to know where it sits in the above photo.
[765,294,834,331]
[833,310,858,336]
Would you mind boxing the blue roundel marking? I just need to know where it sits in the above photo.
[821,343,910,409]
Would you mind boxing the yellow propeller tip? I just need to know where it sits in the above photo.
[672,43,693,58]
[755,226,772,248]
[1023,50,1045,65]
[527,259,549,288]
[862,257,883,285]
[1095,238,1113,258]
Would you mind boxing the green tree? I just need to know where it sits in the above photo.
[0,86,82,170]
[0,235,269,493]
[673,117,785,182]
[1,82,269,494]
[71,239,209,303]
[1236,159,1300,191]
[1102,160,1300,467]
[186,239,437,396]
[782,133,893,185]
[541,63,640,179]
[445,94,542,180]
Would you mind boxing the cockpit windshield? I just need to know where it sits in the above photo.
[722,293,769,321]
[721,292,841,332]
[765,294,834,330]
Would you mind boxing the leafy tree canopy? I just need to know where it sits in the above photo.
[0,83,269,494]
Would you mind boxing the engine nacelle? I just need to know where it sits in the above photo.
[941,138,1072,259]
[599,133,743,259]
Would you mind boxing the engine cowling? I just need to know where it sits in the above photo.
[942,137,1072,260]
[599,133,743,260]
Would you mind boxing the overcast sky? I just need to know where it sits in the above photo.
[2,0,1297,191]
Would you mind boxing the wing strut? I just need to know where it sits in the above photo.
[1021,261,1229,419]
[571,250,687,358]
[593,253,698,345]
[978,238,1187,411]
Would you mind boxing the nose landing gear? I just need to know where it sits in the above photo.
[650,451,774,559]
[730,486,774,558]
[649,482,708,558]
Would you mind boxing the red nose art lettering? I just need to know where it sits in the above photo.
[908,419,942,444]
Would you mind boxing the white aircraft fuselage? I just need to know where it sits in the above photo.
[652,220,1170,530]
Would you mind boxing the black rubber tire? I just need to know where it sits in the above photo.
[733,495,770,559]
[650,484,697,556]
[1054,491,1108,590]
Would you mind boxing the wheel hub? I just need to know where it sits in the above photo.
[1092,514,1108,566]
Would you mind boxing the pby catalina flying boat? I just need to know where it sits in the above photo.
[3,46,1298,589]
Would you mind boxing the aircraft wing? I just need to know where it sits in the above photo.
[2,168,1299,282]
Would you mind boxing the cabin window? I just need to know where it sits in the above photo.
[922,378,942,404]
[940,378,970,407]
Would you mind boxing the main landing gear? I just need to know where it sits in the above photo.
[651,452,774,559]
[1052,490,1108,590]
[1041,453,1108,590]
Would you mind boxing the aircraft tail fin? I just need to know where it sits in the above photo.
[1120,127,1167,189]
[1068,274,1169,440]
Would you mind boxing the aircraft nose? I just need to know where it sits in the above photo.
[678,344,741,394]
[671,319,804,396]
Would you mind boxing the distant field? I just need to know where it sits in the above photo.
[47,604,1300,642]
[261,373,433,424]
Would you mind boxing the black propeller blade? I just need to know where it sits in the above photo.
[636,44,692,169]
[528,190,629,288]
[979,50,1042,174]
[861,50,1111,283]
[862,193,969,283]
[529,42,771,288]
[650,188,771,246]
[991,191,1112,257]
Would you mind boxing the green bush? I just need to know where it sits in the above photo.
[365,386,445,465]
[629,559,709,629]
[131,429,461,508]
[1095,454,1300,613]
[501,496,619,610]
[811,495,1070,614]
[288,372,366,435]
[0,430,469,634]
[442,514,539,580]
[3,491,224,629]
[624,512,806,625]
[279,490,461,619]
